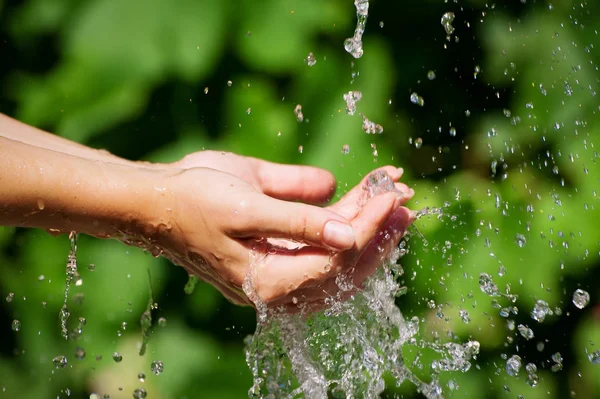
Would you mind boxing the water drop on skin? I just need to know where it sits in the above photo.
[37,199,45,210]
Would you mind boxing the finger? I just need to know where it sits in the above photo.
[328,166,408,219]
[227,193,355,251]
[352,206,416,287]
[256,159,337,204]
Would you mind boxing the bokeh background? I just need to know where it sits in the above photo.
[0,0,599,398]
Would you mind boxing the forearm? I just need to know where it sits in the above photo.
[0,113,157,169]
[0,137,167,238]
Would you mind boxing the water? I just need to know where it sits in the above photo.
[344,0,369,58]
[60,231,78,340]
[305,52,317,67]
[572,289,590,309]
[150,360,164,375]
[244,170,478,398]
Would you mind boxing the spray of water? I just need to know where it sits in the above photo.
[243,171,479,398]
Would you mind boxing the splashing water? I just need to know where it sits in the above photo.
[138,270,154,356]
[294,104,304,122]
[344,0,369,58]
[244,170,479,398]
[343,90,362,115]
[360,113,383,134]
[59,231,78,340]
[184,275,199,295]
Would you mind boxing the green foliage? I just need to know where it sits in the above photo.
[0,0,598,398]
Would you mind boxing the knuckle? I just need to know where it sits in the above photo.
[289,211,310,241]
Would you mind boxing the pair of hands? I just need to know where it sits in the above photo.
[144,151,414,311]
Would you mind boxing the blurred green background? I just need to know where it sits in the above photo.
[0,0,599,398]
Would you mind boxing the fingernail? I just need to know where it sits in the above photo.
[397,167,404,178]
[323,220,355,250]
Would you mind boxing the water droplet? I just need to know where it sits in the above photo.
[360,113,383,134]
[112,352,123,363]
[157,317,167,327]
[11,319,21,332]
[298,145,303,154]
[88,263,95,271]
[133,388,147,399]
[37,199,45,210]
[517,324,534,340]
[341,144,350,154]
[506,355,522,377]
[515,234,526,248]
[343,90,362,115]
[53,355,68,369]
[441,12,455,35]
[379,21,384,28]
[572,289,590,309]
[184,275,198,295]
[150,360,164,375]
[415,137,423,149]
[427,70,436,80]
[344,0,369,58]
[588,350,600,364]
[479,273,499,297]
[459,309,470,324]
[203,87,209,94]
[74,347,85,360]
[305,52,317,67]
[138,372,146,382]
[226,80,233,87]
[531,300,553,323]
[5,292,14,302]
[410,92,425,106]
[449,127,456,137]
[294,104,304,122]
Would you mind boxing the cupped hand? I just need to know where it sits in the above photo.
[150,164,414,310]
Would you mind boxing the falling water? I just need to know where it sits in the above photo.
[244,170,479,398]
[59,231,78,340]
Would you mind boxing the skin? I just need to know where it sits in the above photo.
[0,113,415,311]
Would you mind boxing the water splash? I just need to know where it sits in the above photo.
[60,231,78,340]
[343,90,362,115]
[344,0,369,58]
[360,113,383,134]
[244,170,478,398]
[138,270,154,356]
[184,275,199,295]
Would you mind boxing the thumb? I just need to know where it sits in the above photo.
[226,194,355,250]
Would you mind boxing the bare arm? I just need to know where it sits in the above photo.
[0,113,150,168]
[0,136,165,237]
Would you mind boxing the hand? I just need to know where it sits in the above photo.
[171,150,338,205]
[146,165,414,310]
